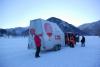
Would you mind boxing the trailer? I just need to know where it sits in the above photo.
[28,19,65,51]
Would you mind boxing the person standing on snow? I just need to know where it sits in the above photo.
[30,29,42,58]
[34,33,42,58]
[81,36,85,47]
[70,36,75,48]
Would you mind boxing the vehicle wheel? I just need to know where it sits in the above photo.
[54,45,61,51]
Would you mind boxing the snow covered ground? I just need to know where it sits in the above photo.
[0,36,100,67]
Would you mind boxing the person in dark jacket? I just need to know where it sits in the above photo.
[81,36,85,47]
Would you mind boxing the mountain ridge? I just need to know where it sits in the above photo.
[79,20,100,35]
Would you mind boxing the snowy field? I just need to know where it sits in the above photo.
[0,36,100,67]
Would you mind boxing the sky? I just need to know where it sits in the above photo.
[0,0,100,29]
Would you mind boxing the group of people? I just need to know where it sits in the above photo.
[65,34,86,48]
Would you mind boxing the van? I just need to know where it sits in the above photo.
[28,19,65,51]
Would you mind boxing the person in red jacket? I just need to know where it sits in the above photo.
[30,28,42,58]
[70,36,75,48]
[34,34,41,58]
[30,29,42,58]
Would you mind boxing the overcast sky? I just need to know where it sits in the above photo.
[0,0,100,28]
